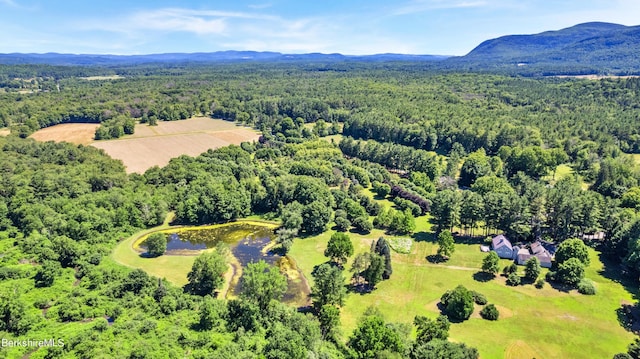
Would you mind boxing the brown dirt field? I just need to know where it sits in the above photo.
[0,128,10,137]
[92,118,260,174]
[29,117,260,173]
[28,123,100,145]
[129,117,240,137]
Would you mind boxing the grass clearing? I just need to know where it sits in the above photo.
[289,214,636,359]
[0,128,9,137]
[544,163,591,190]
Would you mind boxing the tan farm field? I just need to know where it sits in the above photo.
[92,117,260,173]
[28,123,100,145]
[29,117,260,173]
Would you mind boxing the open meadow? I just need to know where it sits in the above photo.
[289,202,637,359]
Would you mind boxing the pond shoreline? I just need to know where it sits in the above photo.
[112,217,310,307]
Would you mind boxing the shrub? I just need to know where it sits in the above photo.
[545,271,556,282]
[144,233,167,257]
[471,291,487,305]
[577,278,596,295]
[556,257,585,286]
[480,304,499,321]
[535,278,545,289]
[440,285,474,321]
[334,216,351,232]
[503,263,517,275]
[506,272,520,286]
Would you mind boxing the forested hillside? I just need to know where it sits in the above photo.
[1,62,640,358]
[448,22,640,75]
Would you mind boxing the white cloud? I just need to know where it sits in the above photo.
[129,9,227,35]
[248,3,273,10]
[392,0,488,15]
[73,7,353,54]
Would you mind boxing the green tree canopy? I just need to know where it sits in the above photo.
[324,232,354,266]
[241,260,288,310]
[437,230,456,260]
[186,251,227,296]
[144,232,167,257]
[555,238,590,267]
[347,314,404,359]
[441,285,474,321]
[311,263,347,310]
[481,251,500,276]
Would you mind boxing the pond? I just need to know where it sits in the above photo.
[152,222,310,307]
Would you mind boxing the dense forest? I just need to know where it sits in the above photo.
[1,62,640,358]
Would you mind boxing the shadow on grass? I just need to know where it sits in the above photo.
[473,271,495,283]
[413,231,435,243]
[598,252,640,301]
[426,254,447,264]
[616,303,640,334]
[546,280,574,293]
[348,283,374,295]
[349,228,374,236]
[453,235,486,245]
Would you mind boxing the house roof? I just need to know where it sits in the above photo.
[492,234,512,250]
[531,241,545,254]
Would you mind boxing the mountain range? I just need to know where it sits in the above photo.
[1,22,639,75]
[0,51,448,66]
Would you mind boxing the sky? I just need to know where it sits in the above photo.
[0,0,638,56]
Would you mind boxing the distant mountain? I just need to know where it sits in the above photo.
[0,51,448,66]
[447,22,640,75]
[3,22,639,75]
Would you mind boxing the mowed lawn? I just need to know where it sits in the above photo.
[289,215,636,359]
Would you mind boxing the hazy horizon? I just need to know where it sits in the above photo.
[0,0,638,56]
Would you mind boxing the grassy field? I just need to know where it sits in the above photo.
[289,201,636,359]
[543,163,591,190]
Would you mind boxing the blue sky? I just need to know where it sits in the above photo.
[0,0,638,55]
